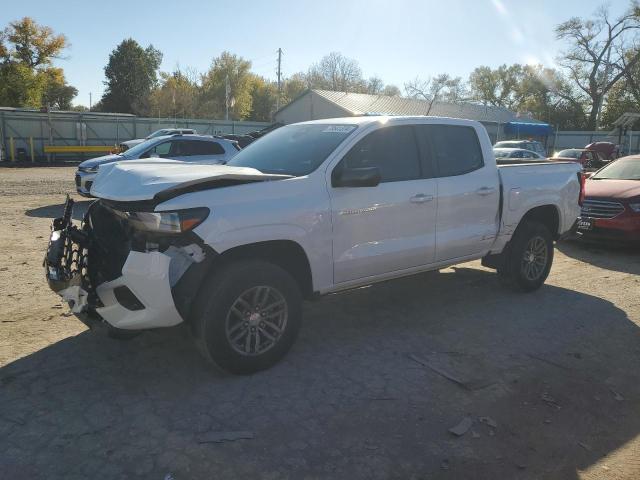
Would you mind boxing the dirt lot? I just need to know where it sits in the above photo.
[1,166,640,480]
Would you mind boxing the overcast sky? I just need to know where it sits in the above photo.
[3,0,631,107]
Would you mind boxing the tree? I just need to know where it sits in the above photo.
[149,68,198,119]
[282,72,307,104]
[0,17,76,108]
[99,39,162,114]
[381,84,401,96]
[405,74,466,114]
[556,3,640,129]
[249,75,278,121]
[306,52,365,92]
[199,51,254,120]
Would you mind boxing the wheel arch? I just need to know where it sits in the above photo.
[519,204,561,239]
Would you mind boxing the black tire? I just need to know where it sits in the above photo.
[497,220,554,292]
[190,260,302,375]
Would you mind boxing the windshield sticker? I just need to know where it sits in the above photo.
[322,125,356,133]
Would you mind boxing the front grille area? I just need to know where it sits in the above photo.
[75,174,81,187]
[581,199,625,219]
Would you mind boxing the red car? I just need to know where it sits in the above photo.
[551,148,607,169]
[577,155,640,243]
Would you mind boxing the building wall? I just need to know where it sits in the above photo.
[275,92,351,124]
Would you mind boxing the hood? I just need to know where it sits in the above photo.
[585,178,640,200]
[78,154,122,169]
[90,159,292,202]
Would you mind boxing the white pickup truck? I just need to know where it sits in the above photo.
[45,116,583,374]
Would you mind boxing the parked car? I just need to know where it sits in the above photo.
[119,128,198,151]
[585,141,620,161]
[494,140,546,156]
[551,148,607,170]
[493,147,547,163]
[576,155,640,243]
[75,134,239,197]
[46,116,582,374]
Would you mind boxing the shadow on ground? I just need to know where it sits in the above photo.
[24,201,92,221]
[1,268,639,479]
[558,239,640,275]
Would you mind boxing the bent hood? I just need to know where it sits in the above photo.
[90,160,292,202]
[585,178,640,200]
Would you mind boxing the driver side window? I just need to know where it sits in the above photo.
[338,125,421,183]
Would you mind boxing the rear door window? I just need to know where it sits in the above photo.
[418,125,484,177]
[187,141,226,155]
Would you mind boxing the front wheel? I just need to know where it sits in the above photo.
[498,220,554,292]
[190,260,302,375]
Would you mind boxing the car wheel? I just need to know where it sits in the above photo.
[190,260,302,375]
[498,220,554,292]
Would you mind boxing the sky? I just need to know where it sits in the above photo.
[2,0,630,107]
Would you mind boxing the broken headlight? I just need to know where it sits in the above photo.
[124,208,210,233]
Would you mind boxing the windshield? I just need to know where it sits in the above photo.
[556,149,582,159]
[226,124,357,175]
[147,129,171,139]
[493,149,512,158]
[120,138,159,159]
[592,158,640,180]
[495,142,521,149]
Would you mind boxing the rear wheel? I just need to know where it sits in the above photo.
[190,260,302,375]
[498,220,554,292]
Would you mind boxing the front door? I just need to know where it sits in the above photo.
[330,124,438,284]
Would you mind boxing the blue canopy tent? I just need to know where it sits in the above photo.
[504,121,553,138]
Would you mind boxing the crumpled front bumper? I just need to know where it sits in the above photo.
[45,198,213,331]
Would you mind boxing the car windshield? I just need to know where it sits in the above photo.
[556,149,582,159]
[493,149,512,158]
[591,158,640,180]
[495,142,521,149]
[120,138,159,159]
[147,129,171,139]
[226,123,357,176]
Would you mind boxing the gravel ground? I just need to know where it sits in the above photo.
[1,166,639,480]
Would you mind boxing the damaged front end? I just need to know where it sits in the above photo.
[44,196,215,331]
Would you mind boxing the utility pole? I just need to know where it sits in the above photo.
[276,48,283,112]
[89,92,92,111]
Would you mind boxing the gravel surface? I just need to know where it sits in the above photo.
[1,166,639,480]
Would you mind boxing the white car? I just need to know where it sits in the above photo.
[493,147,547,162]
[494,140,546,156]
[75,134,239,197]
[47,116,582,374]
[119,128,197,151]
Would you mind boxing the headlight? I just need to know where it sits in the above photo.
[124,208,210,233]
[629,203,640,213]
[80,166,99,173]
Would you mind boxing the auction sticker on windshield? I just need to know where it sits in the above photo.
[322,125,356,133]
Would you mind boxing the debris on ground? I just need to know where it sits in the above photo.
[479,416,498,429]
[448,417,473,436]
[578,442,592,452]
[197,431,254,444]
[407,353,494,391]
[610,389,624,401]
[541,393,562,409]
[440,459,450,470]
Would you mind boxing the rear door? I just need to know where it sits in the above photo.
[417,124,500,261]
[184,140,228,164]
[330,124,438,283]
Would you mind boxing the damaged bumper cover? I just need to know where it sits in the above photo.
[44,196,215,330]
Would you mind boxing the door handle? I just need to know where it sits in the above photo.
[410,193,434,203]
[476,186,496,196]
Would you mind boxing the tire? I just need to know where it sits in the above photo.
[190,260,302,375]
[497,220,554,292]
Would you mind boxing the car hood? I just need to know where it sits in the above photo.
[585,178,640,200]
[78,154,123,169]
[90,160,293,202]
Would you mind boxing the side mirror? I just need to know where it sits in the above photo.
[332,166,381,188]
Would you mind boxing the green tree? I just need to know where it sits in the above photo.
[248,75,277,121]
[199,51,253,120]
[0,17,76,108]
[99,38,162,114]
[149,68,199,119]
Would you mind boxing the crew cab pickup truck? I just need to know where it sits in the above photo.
[45,116,583,374]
